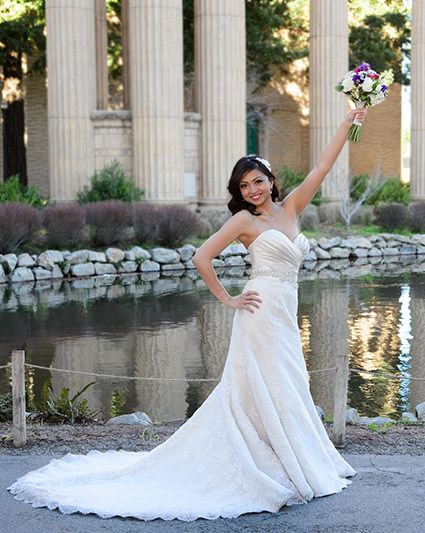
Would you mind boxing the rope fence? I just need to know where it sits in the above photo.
[1,351,424,449]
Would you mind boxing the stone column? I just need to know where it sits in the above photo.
[121,0,131,110]
[195,0,246,207]
[46,0,96,202]
[411,0,425,199]
[129,0,185,203]
[309,0,349,200]
[95,0,108,110]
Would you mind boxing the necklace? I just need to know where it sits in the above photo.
[258,208,275,221]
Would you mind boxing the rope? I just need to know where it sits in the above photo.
[308,367,336,374]
[0,365,11,370]
[349,368,425,381]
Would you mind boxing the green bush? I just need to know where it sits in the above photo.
[350,174,410,206]
[0,175,47,209]
[0,392,12,422]
[275,167,322,205]
[76,160,144,204]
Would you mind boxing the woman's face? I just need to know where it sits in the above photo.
[239,168,272,207]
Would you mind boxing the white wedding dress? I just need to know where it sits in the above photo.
[9,229,355,521]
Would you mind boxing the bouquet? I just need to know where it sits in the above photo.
[336,62,390,142]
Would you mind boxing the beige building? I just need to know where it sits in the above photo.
[0,0,423,205]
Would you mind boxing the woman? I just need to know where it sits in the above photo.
[9,108,366,521]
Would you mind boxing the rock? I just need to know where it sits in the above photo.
[329,247,350,259]
[17,253,36,268]
[118,260,138,273]
[358,416,396,426]
[303,250,317,262]
[411,234,425,246]
[381,247,399,256]
[243,255,252,265]
[37,253,55,271]
[162,262,186,271]
[9,267,34,283]
[2,253,18,273]
[33,267,52,280]
[367,246,382,257]
[129,246,151,260]
[106,247,125,263]
[212,258,225,268]
[315,405,324,420]
[44,250,64,263]
[184,259,197,270]
[350,248,368,258]
[317,236,341,250]
[224,256,245,267]
[0,265,6,283]
[69,250,89,264]
[228,243,248,256]
[218,245,234,259]
[71,263,95,277]
[386,239,401,248]
[51,264,64,279]
[88,250,106,263]
[94,262,117,275]
[107,411,152,426]
[140,260,160,272]
[416,245,425,255]
[177,244,197,262]
[400,245,417,255]
[151,247,180,264]
[314,247,331,260]
[341,236,372,249]
[346,407,361,424]
[415,401,425,421]
[401,412,418,423]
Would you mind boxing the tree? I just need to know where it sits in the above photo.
[0,0,45,185]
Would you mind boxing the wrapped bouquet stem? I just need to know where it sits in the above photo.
[336,63,391,143]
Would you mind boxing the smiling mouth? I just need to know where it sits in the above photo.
[250,194,262,200]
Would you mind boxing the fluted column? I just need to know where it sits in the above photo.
[411,0,425,199]
[195,0,246,207]
[46,0,96,201]
[95,0,108,110]
[129,0,185,203]
[309,0,349,200]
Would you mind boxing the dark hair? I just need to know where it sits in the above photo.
[227,155,279,215]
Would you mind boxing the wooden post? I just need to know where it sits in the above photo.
[332,354,349,447]
[12,350,26,448]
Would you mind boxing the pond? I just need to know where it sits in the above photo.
[1,261,425,422]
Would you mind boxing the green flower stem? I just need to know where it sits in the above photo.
[347,124,361,143]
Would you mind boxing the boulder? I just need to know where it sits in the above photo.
[51,264,64,279]
[71,263,95,277]
[177,244,197,262]
[303,250,317,262]
[17,253,36,268]
[33,267,52,280]
[243,255,252,265]
[129,246,151,260]
[228,243,248,256]
[118,261,138,273]
[314,247,331,260]
[0,265,6,284]
[329,247,350,259]
[399,245,417,255]
[162,263,186,271]
[358,416,395,426]
[44,250,64,263]
[69,250,89,264]
[106,411,152,426]
[9,267,34,283]
[106,247,125,263]
[2,253,18,273]
[140,260,160,272]
[94,263,117,275]
[415,401,425,421]
[381,247,399,256]
[184,260,197,270]
[88,251,107,263]
[350,248,368,258]
[367,246,382,257]
[401,412,418,423]
[212,258,225,268]
[37,253,55,271]
[151,248,180,264]
[317,236,341,250]
[411,234,425,246]
[218,245,234,259]
[342,236,372,249]
[346,407,361,424]
[224,256,245,267]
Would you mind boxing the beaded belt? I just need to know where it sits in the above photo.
[249,265,299,288]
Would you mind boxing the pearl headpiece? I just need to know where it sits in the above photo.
[246,154,272,173]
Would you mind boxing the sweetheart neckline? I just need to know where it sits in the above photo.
[247,228,305,250]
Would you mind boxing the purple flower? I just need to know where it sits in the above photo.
[381,85,388,92]
[358,62,371,72]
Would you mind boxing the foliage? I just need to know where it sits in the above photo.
[350,174,410,206]
[407,201,425,233]
[0,392,13,422]
[0,175,47,208]
[348,0,410,85]
[156,205,201,248]
[132,203,160,245]
[374,202,408,232]
[0,201,42,253]
[275,167,322,205]
[86,200,130,247]
[76,160,143,204]
[29,380,100,424]
[42,204,86,249]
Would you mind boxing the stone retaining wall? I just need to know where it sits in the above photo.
[1,232,425,285]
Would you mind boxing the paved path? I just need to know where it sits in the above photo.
[2,454,424,532]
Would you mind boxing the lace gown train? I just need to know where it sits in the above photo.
[8,229,356,521]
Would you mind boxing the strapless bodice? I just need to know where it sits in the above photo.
[248,229,310,270]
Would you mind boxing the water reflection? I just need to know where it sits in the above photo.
[1,267,425,420]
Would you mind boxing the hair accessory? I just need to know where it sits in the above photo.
[246,154,272,173]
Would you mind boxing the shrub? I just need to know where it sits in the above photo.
[374,203,408,232]
[42,204,86,249]
[86,200,131,246]
[76,160,144,204]
[156,205,201,248]
[0,175,47,209]
[0,202,42,254]
[350,174,410,206]
[407,201,425,233]
[275,167,322,205]
[0,392,12,422]
[132,203,160,244]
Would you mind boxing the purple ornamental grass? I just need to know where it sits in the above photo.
[0,202,42,254]
[86,200,131,247]
[42,204,86,248]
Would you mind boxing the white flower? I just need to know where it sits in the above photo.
[342,78,354,92]
[375,84,382,93]
[362,77,374,92]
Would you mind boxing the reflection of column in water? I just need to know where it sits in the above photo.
[408,282,425,411]
[52,335,135,417]
[397,285,413,413]
[197,301,235,404]
[308,281,350,416]
[133,323,198,421]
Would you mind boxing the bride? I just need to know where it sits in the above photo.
[8,108,366,521]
